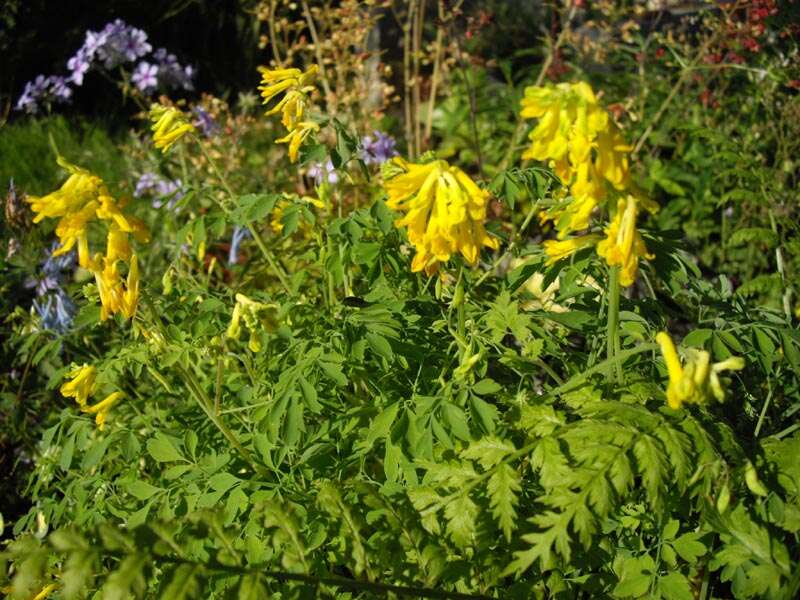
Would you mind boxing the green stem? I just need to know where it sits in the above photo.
[175,363,259,473]
[195,138,292,294]
[607,266,623,384]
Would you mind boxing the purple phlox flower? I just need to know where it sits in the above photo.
[67,47,93,85]
[49,76,73,100]
[15,75,48,113]
[192,107,219,137]
[132,61,159,93]
[95,20,151,68]
[228,226,252,265]
[83,29,109,58]
[134,172,158,197]
[15,75,72,114]
[33,289,76,333]
[134,173,184,209]
[307,159,338,186]
[361,131,398,165]
[153,47,195,91]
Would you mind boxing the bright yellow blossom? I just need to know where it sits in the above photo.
[27,158,148,321]
[520,81,645,237]
[543,234,602,266]
[93,254,140,321]
[596,195,653,287]
[383,157,499,275]
[149,104,195,153]
[656,332,745,409]
[276,121,320,163]
[60,364,97,407]
[258,65,318,130]
[26,159,107,222]
[81,391,124,430]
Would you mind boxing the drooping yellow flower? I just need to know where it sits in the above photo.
[60,364,97,407]
[543,234,602,266]
[276,121,320,163]
[28,158,147,321]
[520,81,644,237]
[226,293,278,352]
[52,201,98,268]
[383,157,499,275]
[258,65,318,130]
[656,332,745,409]
[149,104,195,153]
[26,159,107,223]
[596,195,653,287]
[81,391,124,430]
[93,254,140,321]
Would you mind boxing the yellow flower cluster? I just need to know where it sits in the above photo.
[60,364,124,429]
[226,293,278,352]
[521,82,655,286]
[521,82,631,234]
[656,332,745,410]
[382,157,499,275]
[258,65,319,162]
[150,104,195,153]
[26,159,148,320]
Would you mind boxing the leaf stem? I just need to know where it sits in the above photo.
[607,266,623,384]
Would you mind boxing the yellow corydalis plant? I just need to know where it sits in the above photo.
[60,365,124,429]
[521,81,656,287]
[382,157,499,275]
[149,104,195,153]
[26,159,148,320]
[656,331,745,410]
[596,196,653,287]
[258,65,319,163]
[226,293,278,352]
[60,364,97,407]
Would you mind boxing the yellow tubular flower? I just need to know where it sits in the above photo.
[383,157,499,275]
[276,121,320,163]
[656,332,685,409]
[150,104,195,153]
[121,255,140,319]
[543,234,601,266]
[656,331,745,409]
[52,201,98,268]
[60,364,97,407]
[82,391,124,430]
[596,195,653,287]
[258,65,318,130]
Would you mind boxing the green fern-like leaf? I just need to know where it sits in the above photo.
[487,463,521,542]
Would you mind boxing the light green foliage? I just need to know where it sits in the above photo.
[2,3,800,599]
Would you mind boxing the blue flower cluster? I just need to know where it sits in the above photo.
[361,131,398,165]
[16,19,194,114]
[28,244,77,333]
[134,173,185,209]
